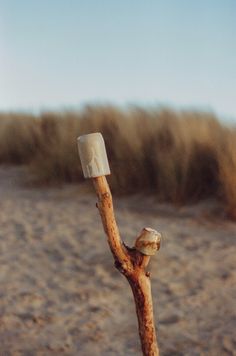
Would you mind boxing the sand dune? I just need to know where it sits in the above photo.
[0,167,235,355]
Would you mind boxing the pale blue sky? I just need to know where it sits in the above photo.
[0,0,235,120]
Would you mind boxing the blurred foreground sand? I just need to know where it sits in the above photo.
[0,167,235,355]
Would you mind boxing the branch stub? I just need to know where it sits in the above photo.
[135,227,161,256]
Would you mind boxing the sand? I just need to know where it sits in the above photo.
[0,166,235,355]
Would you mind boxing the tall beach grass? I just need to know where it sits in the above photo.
[0,106,236,218]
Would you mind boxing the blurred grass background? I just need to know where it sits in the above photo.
[0,105,236,219]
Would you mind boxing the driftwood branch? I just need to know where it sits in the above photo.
[77,133,161,355]
[93,176,160,356]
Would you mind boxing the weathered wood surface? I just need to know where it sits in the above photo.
[93,176,160,356]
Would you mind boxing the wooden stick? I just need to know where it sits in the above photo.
[93,175,132,270]
[93,176,160,356]
[77,133,161,355]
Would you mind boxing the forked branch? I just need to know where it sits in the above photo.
[93,176,160,356]
[77,133,161,356]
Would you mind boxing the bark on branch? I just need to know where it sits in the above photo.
[93,176,160,356]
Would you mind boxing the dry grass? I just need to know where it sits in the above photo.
[217,131,236,219]
[0,105,236,218]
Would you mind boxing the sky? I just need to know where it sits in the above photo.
[0,0,236,121]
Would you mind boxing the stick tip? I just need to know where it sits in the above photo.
[77,133,111,178]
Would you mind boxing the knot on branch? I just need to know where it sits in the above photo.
[114,259,132,276]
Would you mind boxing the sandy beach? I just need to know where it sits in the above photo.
[0,166,235,355]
